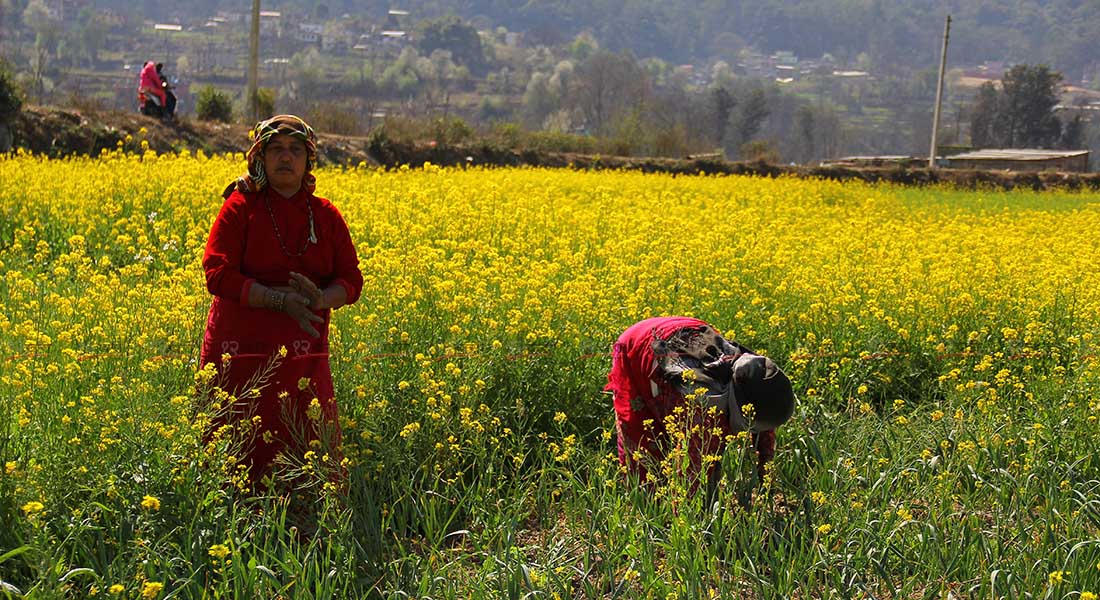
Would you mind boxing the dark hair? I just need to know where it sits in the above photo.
[733,355,796,430]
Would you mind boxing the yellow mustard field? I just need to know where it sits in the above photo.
[2,147,1100,598]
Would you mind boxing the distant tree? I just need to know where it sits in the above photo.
[416,17,487,76]
[21,0,57,48]
[969,81,1000,148]
[0,59,22,152]
[417,49,467,114]
[283,47,324,110]
[999,65,1062,148]
[710,60,733,89]
[969,65,1064,148]
[522,71,558,128]
[712,85,735,146]
[549,60,573,94]
[74,7,108,67]
[813,105,845,161]
[195,85,233,123]
[1060,114,1085,149]
[523,60,573,129]
[571,49,646,135]
[796,104,815,162]
[726,87,770,155]
[380,47,423,99]
[567,32,598,62]
[23,40,52,104]
[21,0,58,102]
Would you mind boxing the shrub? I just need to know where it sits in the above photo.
[306,102,362,136]
[0,60,23,126]
[478,96,511,122]
[652,126,690,158]
[429,115,474,145]
[195,85,233,123]
[254,88,276,120]
[740,140,780,163]
[524,130,600,154]
[489,122,523,149]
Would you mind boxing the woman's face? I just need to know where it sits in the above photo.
[262,133,308,196]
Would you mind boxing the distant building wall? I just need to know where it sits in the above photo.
[946,153,1089,173]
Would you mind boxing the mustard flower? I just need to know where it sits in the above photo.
[141,581,163,599]
[22,501,44,516]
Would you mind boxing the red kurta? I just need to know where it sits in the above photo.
[200,187,362,483]
[605,316,776,487]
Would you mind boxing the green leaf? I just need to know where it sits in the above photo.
[255,564,280,584]
[0,546,30,565]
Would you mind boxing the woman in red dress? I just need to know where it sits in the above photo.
[605,316,796,494]
[200,115,363,486]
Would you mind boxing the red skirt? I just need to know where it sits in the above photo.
[200,295,341,484]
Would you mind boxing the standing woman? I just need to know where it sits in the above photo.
[200,115,363,485]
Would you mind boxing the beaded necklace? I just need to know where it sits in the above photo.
[263,189,317,257]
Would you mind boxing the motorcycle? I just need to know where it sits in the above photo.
[139,79,177,120]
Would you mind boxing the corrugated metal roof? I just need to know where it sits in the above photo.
[948,149,1089,161]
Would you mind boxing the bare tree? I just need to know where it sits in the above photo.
[570,50,646,135]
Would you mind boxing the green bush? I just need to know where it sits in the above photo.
[0,60,23,126]
[429,115,474,145]
[254,87,276,120]
[195,85,233,123]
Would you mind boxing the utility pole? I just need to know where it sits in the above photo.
[929,14,951,168]
[247,0,260,122]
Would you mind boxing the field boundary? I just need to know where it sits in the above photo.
[10,105,1100,191]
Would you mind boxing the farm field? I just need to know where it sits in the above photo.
[2,146,1100,598]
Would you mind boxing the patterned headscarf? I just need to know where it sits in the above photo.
[222,114,318,198]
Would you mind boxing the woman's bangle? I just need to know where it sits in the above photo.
[266,289,287,312]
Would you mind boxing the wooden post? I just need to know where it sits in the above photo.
[929,15,951,168]
[247,0,261,122]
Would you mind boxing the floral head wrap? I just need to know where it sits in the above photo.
[222,114,318,198]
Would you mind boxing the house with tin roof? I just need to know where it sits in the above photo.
[942,149,1089,172]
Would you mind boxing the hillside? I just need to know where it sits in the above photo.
[86,0,1100,81]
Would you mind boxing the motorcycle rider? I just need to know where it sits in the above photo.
[139,61,166,110]
[138,61,176,119]
[155,63,177,118]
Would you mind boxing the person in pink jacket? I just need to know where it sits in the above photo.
[139,61,166,107]
[605,316,796,496]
